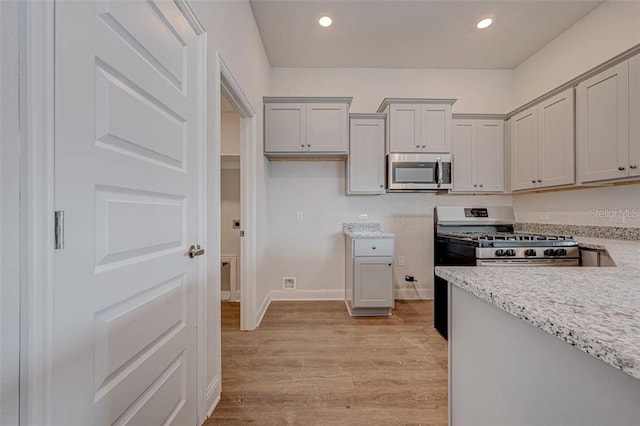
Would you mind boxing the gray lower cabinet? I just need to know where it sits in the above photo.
[345,236,394,316]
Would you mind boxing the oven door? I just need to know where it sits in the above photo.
[476,259,580,266]
[388,153,452,190]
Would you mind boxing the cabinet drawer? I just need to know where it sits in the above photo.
[354,238,394,256]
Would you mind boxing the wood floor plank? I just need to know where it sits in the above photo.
[206,300,448,425]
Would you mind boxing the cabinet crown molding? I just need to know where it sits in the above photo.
[349,112,386,120]
[452,113,506,120]
[376,97,457,113]
[263,96,352,106]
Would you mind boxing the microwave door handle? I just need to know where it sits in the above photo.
[437,157,442,188]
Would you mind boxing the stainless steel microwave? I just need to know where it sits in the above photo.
[387,153,452,191]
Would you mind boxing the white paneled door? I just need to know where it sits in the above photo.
[54,1,202,425]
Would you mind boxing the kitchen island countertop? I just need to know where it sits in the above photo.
[436,236,640,380]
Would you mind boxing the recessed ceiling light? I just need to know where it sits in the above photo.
[319,16,333,27]
[477,18,493,29]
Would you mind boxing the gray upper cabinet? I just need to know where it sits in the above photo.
[451,116,504,193]
[577,61,630,182]
[377,98,456,154]
[264,97,351,159]
[630,54,640,178]
[510,88,575,191]
[348,113,386,195]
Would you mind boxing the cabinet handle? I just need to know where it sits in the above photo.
[301,144,304,147]
[537,179,542,183]
[307,144,311,148]
[388,263,392,266]
[473,184,478,188]
[630,165,637,169]
[372,246,376,250]
[380,184,384,188]
[618,166,626,171]
[479,184,484,188]
[416,145,420,148]
[531,180,536,184]
[422,145,426,148]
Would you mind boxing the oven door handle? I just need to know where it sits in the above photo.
[436,157,443,188]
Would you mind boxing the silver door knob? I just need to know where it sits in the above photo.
[618,166,626,171]
[630,165,638,169]
[189,244,205,258]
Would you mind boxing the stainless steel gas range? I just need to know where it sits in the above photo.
[433,206,580,338]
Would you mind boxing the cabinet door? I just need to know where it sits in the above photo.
[348,118,385,194]
[629,54,640,177]
[264,103,306,152]
[451,120,475,192]
[577,61,629,182]
[538,88,575,188]
[306,103,348,153]
[353,257,393,308]
[420,103,452,152]
[476,120,504,192]
[510,107,538,190]
[389,104,421,152]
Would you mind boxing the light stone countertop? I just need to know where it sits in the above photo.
[435,236,640,380]
[342,222,394,239]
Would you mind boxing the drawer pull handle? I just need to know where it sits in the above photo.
[618,166,626,171]
[630,165,638,169]
[372,246,376,250]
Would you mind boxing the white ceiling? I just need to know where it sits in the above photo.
[250,0,603,69]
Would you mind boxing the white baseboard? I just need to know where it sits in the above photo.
[395,288,433,300]
[255,292,272,328]
[269,289,345,301]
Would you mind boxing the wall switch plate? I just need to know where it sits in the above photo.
[359,213,368,220]
[397,256,405,266]
[283,277,296,290]
[296,211,303,221]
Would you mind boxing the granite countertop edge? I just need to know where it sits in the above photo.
[343,231,395,238]
[436,236,640,380]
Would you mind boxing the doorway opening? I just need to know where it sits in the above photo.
[220,91,242,302]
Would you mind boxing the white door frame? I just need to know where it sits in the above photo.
[216,55,258,331]
[20,1,210,424]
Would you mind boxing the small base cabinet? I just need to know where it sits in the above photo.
[345,236,394,317]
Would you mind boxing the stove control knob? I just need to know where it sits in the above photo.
[556,248,567,256]
[544,249,557,256]
[495,249,505,257]
[524,249,537,257]
[505,249,516,257]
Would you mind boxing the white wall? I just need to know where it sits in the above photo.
[0,1,20,424]
[512,1,640,228]
[271,67,513,113]
[221,111,240,156]
[265,67,514,300]
[512,1,640,107]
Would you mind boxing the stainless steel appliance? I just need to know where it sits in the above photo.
[387,153,452,191]
[433,206,579,338]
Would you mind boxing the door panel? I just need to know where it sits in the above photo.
[265,103,305,152]
[451,120,475,192]
[577,61,629,182]
[353,257,393,308]
[349,118,385,194]
[390,104,420,152]
[510,107,538,191]
[476,120,504,192]
[54,1,200,425]
[538,89,575,187]
[306,103,348,152]
[421,104,452,152]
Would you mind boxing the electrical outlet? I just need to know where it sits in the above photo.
[397,256,406,266]
[359,213,368,220]
[296,211,303,221]
[283,277,296,290]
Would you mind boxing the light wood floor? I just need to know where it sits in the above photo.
[206,300,448,425]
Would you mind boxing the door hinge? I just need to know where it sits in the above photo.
[54,211,64,250]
